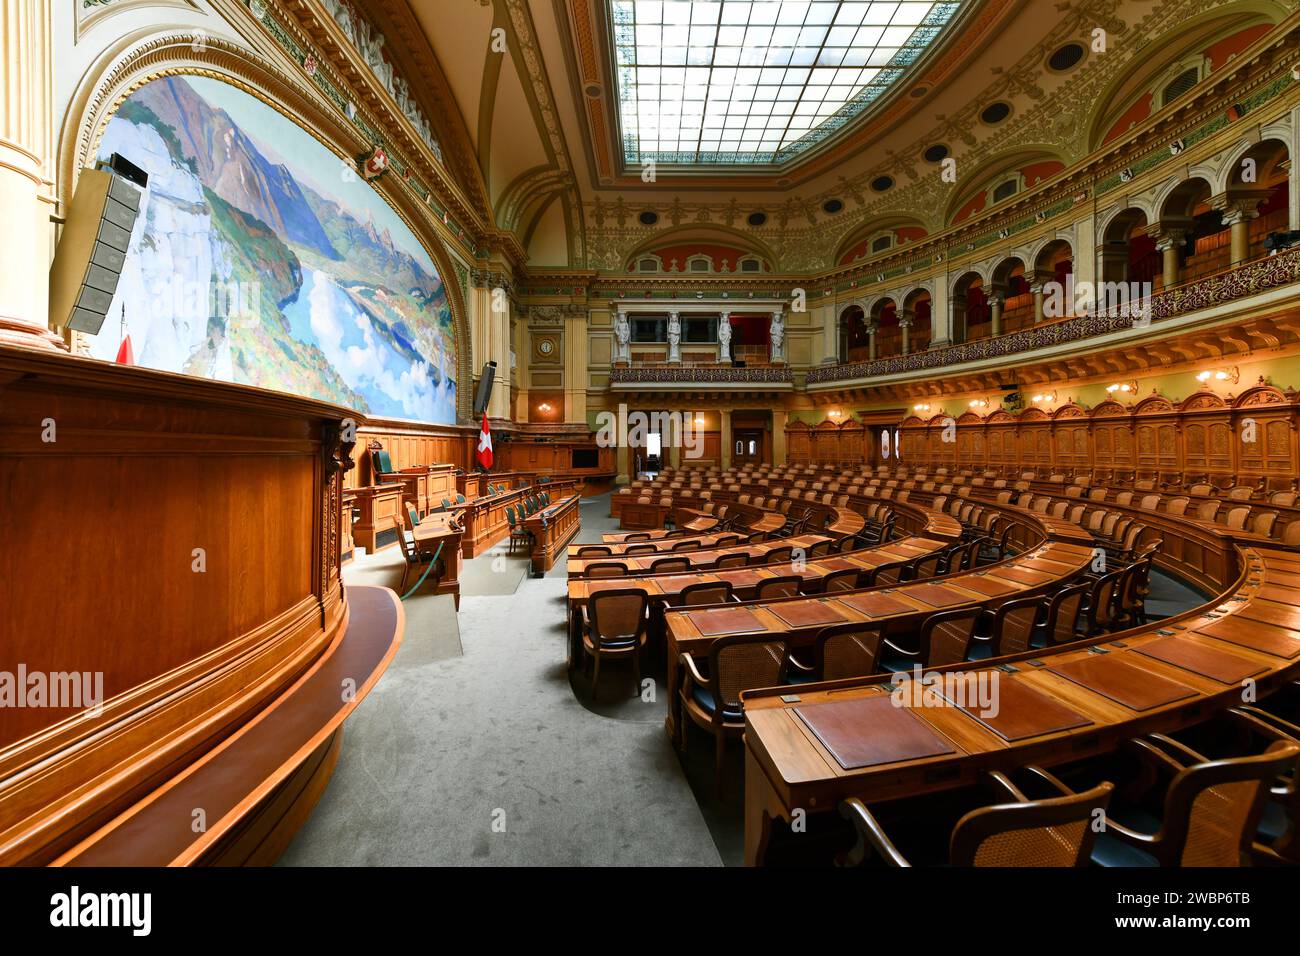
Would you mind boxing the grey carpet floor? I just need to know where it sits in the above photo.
[278,493,724,867]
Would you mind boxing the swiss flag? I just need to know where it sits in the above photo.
[476,412,493,470]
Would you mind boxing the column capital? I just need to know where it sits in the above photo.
[1210,190,1270,225]
[864,323,878,335]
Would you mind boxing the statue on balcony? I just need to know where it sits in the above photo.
[667,312,681,364]
[718,315,732,363]
[614,311,631,364]
[770,310,786,363]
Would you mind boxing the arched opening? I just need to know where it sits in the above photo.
[903,289,932,352]
[990,257,1032,334]
[1031,240,1074,322]
[1228,138,1291,262]
[839,304,868,363]
[1158,177,1225,286]
[1101,208,1159,289]
[870,298,900,358]
[952,272,987,343]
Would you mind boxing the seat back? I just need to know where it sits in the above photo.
[1251,511,1278,537]
[678,581,734,607]
[585,561,629,578]
[577,545,612,557]
[624,544,656,556]
[1224,506,1250,530]
[756,575,802,600]
[714,552,749,569]
[950,779,1115,867]
[917,607,982,667]
[588,589,648,645]
[1196,499,1221,522]
[1087,568,1125,632]
[707,633,790,723]
[870,561,909,586]
[991,596,1044,656]
[765,546,794,566]
[1162,741,1300,866]
[1043,583,1089,645]
[822,568,861,593]
[815,622,885,681]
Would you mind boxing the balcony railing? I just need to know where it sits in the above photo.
[808,245,1300,386]
[610,365,795,385]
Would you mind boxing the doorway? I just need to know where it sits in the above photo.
[734,428,764,466]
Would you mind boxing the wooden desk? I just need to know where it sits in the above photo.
[351,482,404,553]
[412,512,465,609]
[458,479,579,557]
[665,540,1095,750]
[526,495,582,572]
[620,499,670,530]
[739,544,1300,865]
[567,532,834,577]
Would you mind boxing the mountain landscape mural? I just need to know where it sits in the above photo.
[92,75,457,424]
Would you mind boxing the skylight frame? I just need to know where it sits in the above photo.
[610,1,964,168]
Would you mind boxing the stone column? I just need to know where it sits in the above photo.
[772,410,788,466]
[668,413,682,468]
[989,293,1004,336]
[950,297,967,344]
[564,307,587,423]
[0,0,62,350]
[866,323,878,361]
[929,281,951,348]
[720,409,733,469]
[1212,193,1267,266]
[1151,227,1188,291]
[615,442,630,485]
[1030,283,1046,322]
[899,313,913,355]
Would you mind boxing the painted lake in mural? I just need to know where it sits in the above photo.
[92,74,457,424]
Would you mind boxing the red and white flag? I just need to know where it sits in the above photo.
[476,412,493,469]
[114,335,135,366]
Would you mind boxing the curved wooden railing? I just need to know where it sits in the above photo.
[0,344,401,865]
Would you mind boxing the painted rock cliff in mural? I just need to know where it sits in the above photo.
[92,75,457,424]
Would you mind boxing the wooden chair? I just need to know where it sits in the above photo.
[1090,735,1300,867]
[1082,567,1124,635]
[755,575,802,600]
[713,552,749,569]
[576,545,612,557]
[585,561,629,578]
[867,560,909,586]
[624,543,656,556]
[1227,707,1300,864]
[813,620,886,681]
[841,769,1114,867]
[580,588,650,702]
[1223,505,1251,530]
[821,568,862,593]
[394,516,444,595]
[764,545,794,566]
[970,595,1043,659]
[679,632,790,796]
[1034,582,1089,646]
[505,505,531,554]
[675,580,734,607]
[882,607,982,669]
[650,557,690,573]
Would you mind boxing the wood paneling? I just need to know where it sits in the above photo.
[0,343,397,865]
[884,385,1299,489]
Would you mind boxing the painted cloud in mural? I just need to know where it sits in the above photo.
[92,75,457,424]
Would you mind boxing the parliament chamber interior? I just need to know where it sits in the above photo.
[5,0,1300,902]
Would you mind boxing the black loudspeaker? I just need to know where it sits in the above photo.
[472,361,497,415]
[49,156,147,335]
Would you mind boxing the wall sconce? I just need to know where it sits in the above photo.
[968,398,989,409]
[827,409,843,419]
[694,415,705,425]
[1030,390,1058,405]
[538,402,553,413]
[1196,366,1239,386]
[1105,381,1137,395]
[913,402,932,412]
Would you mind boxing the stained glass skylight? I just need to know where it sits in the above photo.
[611,1,963,166]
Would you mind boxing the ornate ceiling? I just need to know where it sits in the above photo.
[379,0,1294,270]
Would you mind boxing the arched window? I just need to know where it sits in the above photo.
[1161,67,1199,106]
